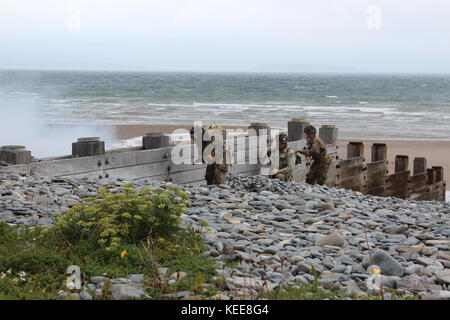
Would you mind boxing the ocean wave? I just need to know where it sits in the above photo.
[41,100,435,119]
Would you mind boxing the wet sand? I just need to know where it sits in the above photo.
[112,124,247,140]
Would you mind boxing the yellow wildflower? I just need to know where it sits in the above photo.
[371,268,381,275]
[120,250,127,258]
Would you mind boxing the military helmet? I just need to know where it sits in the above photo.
[190,125,205,137]
[204,123,224,142]
[205,123,223,131]
[304,125,317,134]
[279,132,288,144]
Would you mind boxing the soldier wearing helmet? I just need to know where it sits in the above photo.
[270,132,296,182]
[299,125,331,185]
[191,124,231,185]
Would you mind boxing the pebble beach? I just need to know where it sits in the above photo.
[1,172,449,300]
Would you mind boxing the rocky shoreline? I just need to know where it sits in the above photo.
[1,172,449,300]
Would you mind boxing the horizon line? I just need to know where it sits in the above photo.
[2,67,450,75]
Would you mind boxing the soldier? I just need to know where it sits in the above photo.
[270,132,296,182]
[191,124,230,185]
[190,125,205,164]
[299,125,332,185]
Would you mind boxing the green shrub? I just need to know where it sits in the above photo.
[66,241,157,277]
[0,185,221,300]
[0,223,66,299]
[50,185,191,251]
[0,247,67,277]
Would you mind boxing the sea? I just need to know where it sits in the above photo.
[1,70,449,200]
[1,70,450,140]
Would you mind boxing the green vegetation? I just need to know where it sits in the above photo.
[259,267,416,301]
[0,184,417,300]
[52,185,189,251]
[261,284,416,300]
[263,283,346,300]
[260,268,346,300]
[0,185,218,300]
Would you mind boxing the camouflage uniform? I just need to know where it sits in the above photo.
[270,133,296,182]
[273,147,296,182]
[303,135,331,185]
[205,144,230,185]
[202,125,231,185]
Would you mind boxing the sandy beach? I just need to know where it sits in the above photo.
[111,124,247,140]
[337,139,450,191]
[96,124,450,191]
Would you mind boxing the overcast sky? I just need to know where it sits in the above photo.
[1,0,450,72]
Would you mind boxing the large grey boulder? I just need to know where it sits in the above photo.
[110,284,150,300]
[435,269,450,285]
[371,250,404,277]
[90,276,109,285]
[315,232,346,247]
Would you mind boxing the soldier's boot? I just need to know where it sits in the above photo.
[205,175,214,185]
[275,172,288,182]
[306,170,318,185]
[317,164,330,185]
[205,165,215,185]
[214,168,227,185]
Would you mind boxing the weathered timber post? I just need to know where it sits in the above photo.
[433,166,444,182]
[347,142,364,159]
[431,166,445,201]
[287,118,309,142]
[395,155,409,173]
[427,168,436,184]
[371,143,387,162]
[248,122,271,165]
[413,157,427,175]
[248,122,271,139]
[72,137,105,157]
[143,132,170,150]
[0,146,32,165]
[248,122,271,148]
[319,125,338,145]
[426,168,437,200]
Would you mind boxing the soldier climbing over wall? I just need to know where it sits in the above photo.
[299,125,332,185]
[190,124,231,185]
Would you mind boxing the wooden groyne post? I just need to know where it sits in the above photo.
[0,146,32,165]
[143,132,170,150]
[1,120,445,201]
[72,137,105,157]
[332,141,446,201]
[287,118,309,142]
